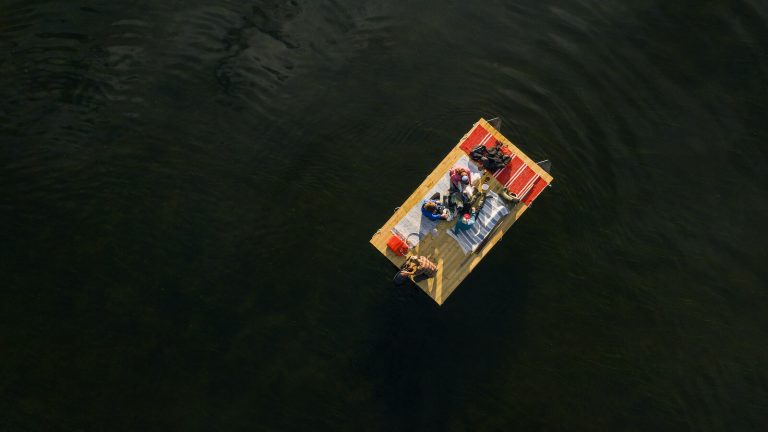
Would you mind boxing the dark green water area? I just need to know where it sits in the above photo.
[2,0,767,430]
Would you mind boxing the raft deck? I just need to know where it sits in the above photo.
[370,118,554,305]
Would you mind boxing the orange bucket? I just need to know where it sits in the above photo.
[386,235,409,256]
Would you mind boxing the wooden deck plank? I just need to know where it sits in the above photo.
[370,118,552,305]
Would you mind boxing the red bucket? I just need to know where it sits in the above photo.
[386,235,409,256]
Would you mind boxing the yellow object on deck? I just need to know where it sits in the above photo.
[370,118,554,305]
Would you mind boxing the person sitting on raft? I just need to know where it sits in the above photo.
[453,207,478,234]
[452,184,489,234]
[421,194,449,221]
[449,167,473,191]
[398,255,438,282]
[447,167,476,211]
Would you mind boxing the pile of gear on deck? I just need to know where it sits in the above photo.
[470,142,512,172]
[389,143,523,285]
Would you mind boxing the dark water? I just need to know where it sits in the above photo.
[2,0,767,430]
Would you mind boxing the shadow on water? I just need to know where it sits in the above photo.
[360,248,532,430]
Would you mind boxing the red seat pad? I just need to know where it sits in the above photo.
[459,124,497,154]
[493,156,524,186]
[506,166,537,196]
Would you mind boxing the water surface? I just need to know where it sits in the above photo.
[2,0,767,430]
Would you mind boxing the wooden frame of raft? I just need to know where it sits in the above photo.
[370,118,554,305]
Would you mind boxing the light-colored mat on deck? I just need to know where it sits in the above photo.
[446,191,510,254]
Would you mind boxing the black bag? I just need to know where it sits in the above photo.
[470,144,487,161]
[469,143,511,171]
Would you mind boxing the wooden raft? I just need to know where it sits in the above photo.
[370,118,554,305]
